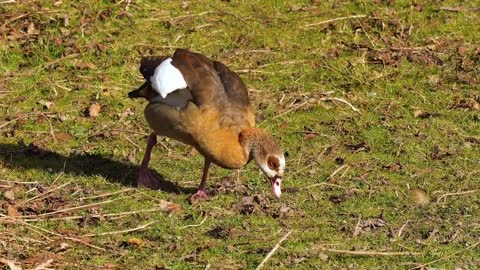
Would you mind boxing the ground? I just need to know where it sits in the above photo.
[1,0,479,269]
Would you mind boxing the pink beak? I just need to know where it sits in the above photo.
[271,176,282,198]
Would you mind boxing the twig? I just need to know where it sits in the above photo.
[21,179,69,205]
[352,215,362,237]
[33,258,54,270]
[0,179,39,185]
[180,216,207,229]
[39,112,56,142]
[318,246,421,256]
[397,221,409,239]
[409,241,479,270]
[304,182,348,190]
[123,134,142,149]
[35,195,133,218]
[42,53,79,70]
[0,115,31,129]
[305,15,367,27]
[255,231,292,270]
[320,97,360,113]
[80,188,134,200]
[440,6,463,12]
[273,101,309,119]
[83,221,156,237]
[20,207,165,222]
[328,164,348,180]
[0,113,56,129]
[436,190,479,203]
[0,214,105,251]
[0,258,21,270]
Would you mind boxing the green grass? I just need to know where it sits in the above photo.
[1,0,479,269]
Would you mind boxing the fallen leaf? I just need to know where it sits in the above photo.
[4,190,15,201]
[353,217,387,236]
[414,110,431,118]
[88,103,101,117]
[0,258,22,270]
[7,204,20,216]
[55,132,72,141]
[127,237,144,246]
[189,148,199,156]
[37,100,54,110]
[411,187,430,207]
[75,61,96,70]
[33,258,54,270]
[303,133,318,140]
[159,200,181,214]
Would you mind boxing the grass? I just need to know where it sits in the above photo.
[1,0,479,269]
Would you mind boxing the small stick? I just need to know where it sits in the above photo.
[320,97,360,112]
[39,112,56,142]
[436,190,479,203]
[397,221,409,239]
[0,179,39,185]
[80,188,134,200]
[409,241,479,270]
[42,53,79,70]
[0,214,105,251]
[255,231,292,270]
[352,215,362,237]
[83,221,156,237]
[21,179,69,204]
[318,246,421,256]
[33,259,54,270]
[273,101,309,119]
[180,216,207,229]
[20,207,164,222]
[123,134,142,149]
[305,15,367,27]
[35,195,133,218]
[304,182,348,190]
[328,164,348,180]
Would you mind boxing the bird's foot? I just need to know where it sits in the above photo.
[189,190,209,204]
[137,169,161,190]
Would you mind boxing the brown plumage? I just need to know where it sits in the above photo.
[129,49,285,201]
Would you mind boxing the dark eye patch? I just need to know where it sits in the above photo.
[267,156,280,171]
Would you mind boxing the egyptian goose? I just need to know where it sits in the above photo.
[129,49,285,201]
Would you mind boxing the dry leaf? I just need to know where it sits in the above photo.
[4,190,15,201]
[55,132,72,141]
[38,100,54,110]
[88,103,101,117]
[303,133,318,140]
[75,61,96,70]
[33,259,54,270]
[411,187,430,207]
[127,237,144,246]
[0,258,22,270]
[414,110,431,118]
[189,148,199,156]
[7,204,19,216]
[159,200,182,214]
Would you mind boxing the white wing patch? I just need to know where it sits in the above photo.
[150,58,187,98]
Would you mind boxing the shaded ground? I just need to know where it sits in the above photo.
[1,0,479,269]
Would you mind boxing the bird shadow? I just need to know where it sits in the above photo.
[0,142,196,194]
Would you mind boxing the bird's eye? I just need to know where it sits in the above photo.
[267,156,279,170]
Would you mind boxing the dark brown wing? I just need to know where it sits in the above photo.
[171,49,227,107]
[213,60,250,108]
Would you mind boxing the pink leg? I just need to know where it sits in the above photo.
[190,159,211,203]
[137,133,161,190]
